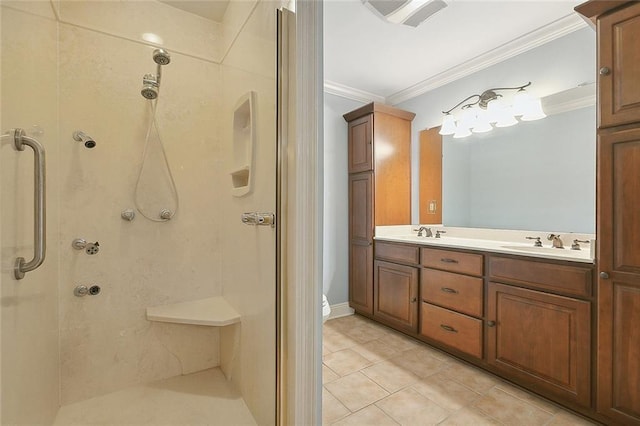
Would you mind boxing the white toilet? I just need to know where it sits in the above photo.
[322,294,331,323]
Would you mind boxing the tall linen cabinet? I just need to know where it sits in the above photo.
[577,2,640,424]
[343,103,415,316]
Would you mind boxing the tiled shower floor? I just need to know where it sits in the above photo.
[323,314,597,425]
[54,368,256,425]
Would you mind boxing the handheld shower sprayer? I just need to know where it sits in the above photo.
[140,48,171,100]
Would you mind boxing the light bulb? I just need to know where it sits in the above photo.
[439,114,457,135]
[458,107,477,129]
[520,97,547,121]
[472,108,493,133]
[453,124,472,139]
[512,89,531,117]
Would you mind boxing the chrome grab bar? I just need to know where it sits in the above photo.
[11,128,46,280]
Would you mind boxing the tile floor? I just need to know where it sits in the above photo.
[323,314,597,426]
[54,368,256,425]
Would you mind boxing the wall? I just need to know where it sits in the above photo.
[397,27,596,223]
[0,2,60,424]
[323,94,364,305]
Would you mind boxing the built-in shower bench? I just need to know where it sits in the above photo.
[146,296,240,326]
[146,297,241,381]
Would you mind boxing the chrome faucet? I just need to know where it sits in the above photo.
[526,236,543,247]
[414,226,432,237]
[547,234,564,249]
[571,239,590,250]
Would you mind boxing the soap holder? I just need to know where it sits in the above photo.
[230,91,256,197]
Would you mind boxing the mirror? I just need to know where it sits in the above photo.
[441,101,595,233]
[418,27,596,234]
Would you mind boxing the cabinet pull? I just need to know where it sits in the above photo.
[599,271,610,279]
[487,321,496,327]
[440,258,459,264]
[440,324,458,333]
[411,297,417,303]
[441,287,459,294]
[599,66,611,76]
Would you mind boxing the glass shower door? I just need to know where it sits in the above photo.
[0,2,61,424]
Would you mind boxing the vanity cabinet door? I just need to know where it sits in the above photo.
[348,114,373,173]
[374,260,419,333]
[598,2,640,128]
[487,282,591,408]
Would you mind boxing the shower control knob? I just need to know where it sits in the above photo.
[89,285,101,296]
[160,209,173,220]
[74,285,89,297]
[85,242,100,255]
[72,239,99,254]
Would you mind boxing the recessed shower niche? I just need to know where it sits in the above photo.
[230,91,256,197]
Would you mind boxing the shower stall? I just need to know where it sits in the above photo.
[0,0,299,424]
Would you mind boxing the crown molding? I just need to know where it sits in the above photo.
[386,13,588,105]
[323,80,386,104]
[542,83,596,116]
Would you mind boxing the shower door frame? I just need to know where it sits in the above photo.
[278,1,323,425]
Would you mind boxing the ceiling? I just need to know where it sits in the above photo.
[156,0,586,105]
[324,0,586,104]
[158,0,229,22]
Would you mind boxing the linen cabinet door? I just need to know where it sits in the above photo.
[598,2,640,128]
[597,128,640,423]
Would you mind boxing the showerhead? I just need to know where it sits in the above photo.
[141,74,159,100]
[153,49,171,66]
[141,85,158,100]
[140,50,169,100]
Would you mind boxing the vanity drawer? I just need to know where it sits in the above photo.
[376,241,419,265]
[420,303,483,359]
[421,268,483,317]
[420,248,483,276]
[488,256,592,298]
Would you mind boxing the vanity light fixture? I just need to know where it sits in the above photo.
[439,82,546,138]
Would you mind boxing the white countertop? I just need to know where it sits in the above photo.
[375,226,595,264]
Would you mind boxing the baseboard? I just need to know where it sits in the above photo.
[328,302,354,320]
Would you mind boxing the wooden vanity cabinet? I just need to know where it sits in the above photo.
[487,282,591,408]
[576,1,640,422]
[419,247,485,359]
[486,256,592,408]
[374,242,420,333]
[345,103,415,317]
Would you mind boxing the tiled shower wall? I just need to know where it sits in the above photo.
[56,2,224,403]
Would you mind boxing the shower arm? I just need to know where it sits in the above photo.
[156,63,162,86]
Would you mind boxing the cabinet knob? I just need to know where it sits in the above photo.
[411,297,417,303]
[600,271,610,279]
[487,321,496,327]
[599,66,611,76]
